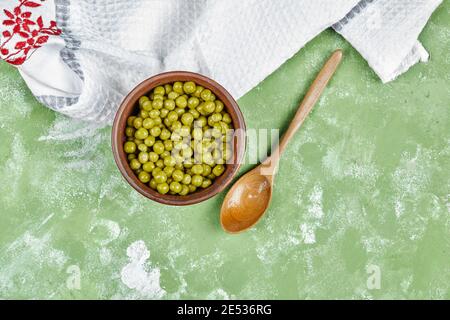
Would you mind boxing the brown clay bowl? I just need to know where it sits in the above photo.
[112,71,246,206]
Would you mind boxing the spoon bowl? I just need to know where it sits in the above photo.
[220,167,273,233]
[220,50,343,233]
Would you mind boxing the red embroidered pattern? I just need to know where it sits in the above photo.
[0,0,61,65]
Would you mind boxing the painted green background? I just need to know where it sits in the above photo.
[0,3,449,300]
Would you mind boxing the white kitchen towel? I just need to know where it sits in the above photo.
[0,0,442,125]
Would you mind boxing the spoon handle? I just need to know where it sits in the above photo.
[267,49,343,168]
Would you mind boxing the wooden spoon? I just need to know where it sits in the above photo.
[220,49,343,234]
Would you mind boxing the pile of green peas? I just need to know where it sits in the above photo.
[123,81,234,196]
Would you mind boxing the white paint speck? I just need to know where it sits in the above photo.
[307,185,324,219]
[300,223,316,244]
[120,240,165,299]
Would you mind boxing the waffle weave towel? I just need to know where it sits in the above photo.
[0,0,442,124]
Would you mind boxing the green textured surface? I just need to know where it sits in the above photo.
[0,4,449,300]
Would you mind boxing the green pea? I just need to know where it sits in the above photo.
[141,100,152,111]
[163,156,176,167]
[138,152,149,163]
[127,116,136,126]
[211,113,222,123]
[181,113,194,126]
[163,140,173,151]
[138,144,148,152]
[212,164,225,176]
[215,100,224,113]
[167,111,178,123]
[150,126,161,137]
[156,159,164,168]
[222,113,232,124]
[154,86,165,96]
[184,161,193,169]
[153,94,164,101]
[175,108,186,117]
[149,152,159,162]
[179,184,189,196]
[193,85,204,98]
[203,101,216,114]
[161,150,171,159]
[182,81,196,94]
[189,109,200,119]
[139,110,149,119]
[149,109,160,119]
[143,162,155,173]
[196,116,207,127]
[171,121,182,132]
[187,96,200,109]
[157,182,169,194]
[181,174,192,185]
[152,167,162,176]
[160,108,169,118]
[154,171,168,184]
[164,99,176,111]
[130,159,141,170]
[142,118,154,129]
[135,128,149,140]
[153,117,162,126]
[164,84,173,94]
[163,166,175,177]
[201,179,212,189]
[153,141,165,154]
[174,162,184,170]
[169,181,182,193]
[167,91,180,100]
[200,89,212,101]
[163,118,172,127]
[149,178,158,189]
[191,175,203,187]
[133,117,143,129]
[128,154,136,160]
[196,104,205,116]
[139,96,149,106]
[152,99,163,110]
[144,136,155,147]
[160,128,171,140]
[125,127,135,137]
[202,164,212,176]
[138,171,151,183]
[191,164,204,175]
[124,141,137,154]
[175,96,187,109]
[172,169,184,182]
[219,121,229,134]
[173,82,184,94]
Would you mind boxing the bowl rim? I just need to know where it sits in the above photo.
[112,71,246,206]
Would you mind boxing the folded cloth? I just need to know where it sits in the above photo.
[0,0,442,125]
